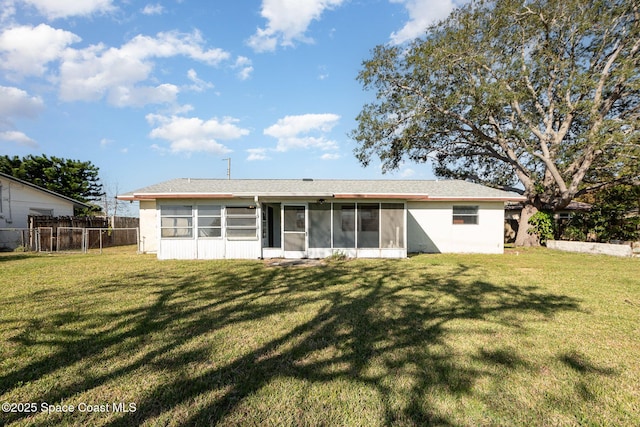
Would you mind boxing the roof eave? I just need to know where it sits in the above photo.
[424,196,527,202]
[117,193,525,202]
[1,171,92,208]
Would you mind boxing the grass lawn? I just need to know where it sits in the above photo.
[0,247,638,426]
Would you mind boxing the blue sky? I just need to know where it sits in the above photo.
[0,0,467,198]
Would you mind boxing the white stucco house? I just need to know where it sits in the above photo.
[0,171,90,227]
[119,178,524,260]
[0,171,91,250]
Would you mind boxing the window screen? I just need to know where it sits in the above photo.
[381,203,404,248]
[226,206,257,240]
[333,204,355,247]
[198,205,221,238]
[309,203,331,248]
[161,205,193,238]
[357,204,379,248]
[452,206,479,225]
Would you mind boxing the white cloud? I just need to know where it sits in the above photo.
[321,153,340,160]
[109,84,179,107]
[0,86,43,147]
[0,24,80,78]
[58,30,231,106]
[0,130,37,147]
[246,148,270,161]
[400,167,416,178]
[0,86,44,118]
[248,0,345,52]
[20,0,116,19]
[264,113,340,138]
[264,113,340,152]
[142,3,164,15]
[186,69,214,92]
[0,1,17,22]
[317,65,329,80]
[234,56,253,80]
[274,136,338,152]
[146,114,249,154]
[390,0,463,45]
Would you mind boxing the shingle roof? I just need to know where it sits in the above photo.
[0,171,92,208]
[118,178,524,202]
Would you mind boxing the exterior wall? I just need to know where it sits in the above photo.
[155,199,261,260]
[144,198,506,259]
[0,179,75,229]
[139,200,158,253]
[407,201,505,254]
[306,248,406,259]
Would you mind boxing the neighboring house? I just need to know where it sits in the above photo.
[0,171,91,228]
[118,178,524,260]
[504,201,592,243]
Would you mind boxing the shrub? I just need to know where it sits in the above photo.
[528,211,555,245]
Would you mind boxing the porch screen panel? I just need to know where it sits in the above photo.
[198,205,221,238]
[357,204,380,248]
[333,203,355,248]
[226,206,258,239]
[381,203,405,248]
[309,203,331,248]
[160,205,193,238]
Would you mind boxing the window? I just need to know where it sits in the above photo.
[453,206,479,225]
[198,205,221,238]
[29,208,53,216]
[357,204,379,248]
[226,206,257,239]
[161,205,193,238]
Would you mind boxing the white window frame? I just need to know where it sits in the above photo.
[225,205,258,240]
[452,205,479,225]
[197,205,222,239]
[160,205,194,239]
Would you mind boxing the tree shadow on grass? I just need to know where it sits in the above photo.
[1,259,583,426]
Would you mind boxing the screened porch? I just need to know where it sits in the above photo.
[261,202,406,259]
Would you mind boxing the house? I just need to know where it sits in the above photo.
[0,171,91,250]
[0,171,91,227]
[504,201,592,243]
[117,178,525,260]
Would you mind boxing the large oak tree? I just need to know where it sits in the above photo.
[351,0,639,245]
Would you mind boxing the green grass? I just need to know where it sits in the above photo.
[0,247,638,426]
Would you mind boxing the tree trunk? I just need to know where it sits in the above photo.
[515,203,540,247]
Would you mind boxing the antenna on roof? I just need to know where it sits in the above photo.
[222,158,231,180]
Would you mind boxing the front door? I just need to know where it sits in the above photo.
[283,204,307,258]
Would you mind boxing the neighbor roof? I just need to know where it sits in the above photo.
[118,178,525,202]
[0,171,92,209]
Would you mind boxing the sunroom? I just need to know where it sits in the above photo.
[158,200,406,260]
